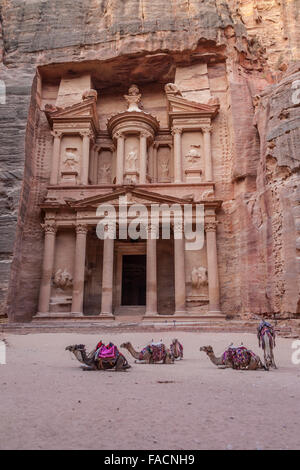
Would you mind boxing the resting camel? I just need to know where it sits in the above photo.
[257,320,277,369]
[200,345,266,370]
[66,344,131,371]
[170,339,183,360]
[120,342,174,364]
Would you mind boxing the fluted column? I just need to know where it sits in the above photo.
[205,221,221,313]
[81,131,91,185]
[38,222,57,314]
[203,126,213,181]
[71,224,88,314]
[140,131,148,184]
[50,131,62,185]
[172,127,183,183]
[100,227,115,316]
[115,131,125,185]
[173,222,186,314]
[145,223,158,316]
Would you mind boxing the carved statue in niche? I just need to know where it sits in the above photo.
[160,159,169,178]
[191,266,208,290]
[124,84,142,112]
[185,144,201,167]
[126,147,138,171]
[53,269,73,290]
[99,163,111,183]
[63,148,79,171]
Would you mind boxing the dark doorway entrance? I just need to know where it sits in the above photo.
[121,254,146,306]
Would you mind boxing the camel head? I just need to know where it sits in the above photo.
[200,345,214,355]
[120,342,131,349]
[65,344,87,362]
[65,344,86,353]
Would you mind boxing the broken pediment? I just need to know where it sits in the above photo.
[165,84,219,127]
[45,91,99,133]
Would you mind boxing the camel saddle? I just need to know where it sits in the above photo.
[94,342,121,363]
[222,346,258,369]
[139,342,167,362]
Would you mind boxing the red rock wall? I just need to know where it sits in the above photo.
[0,0,299,319]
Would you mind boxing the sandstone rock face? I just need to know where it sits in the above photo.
[0,0,299,319]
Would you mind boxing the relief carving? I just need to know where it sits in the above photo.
[165,83,182,97]
[191,266,208,290]
[63,148,79,171]
[124,84,142,112]
[53,269,73,290]
[160,159,170,178]
[99,163,112,183]
[126,148,138,171]
[185,144,201,166]
[158,147,170,182]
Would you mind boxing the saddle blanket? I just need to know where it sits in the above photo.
[222,346,257,369]
[139,343,167,362]
[95,342,120,361]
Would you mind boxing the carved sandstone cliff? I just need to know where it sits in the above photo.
[0,0,299,319]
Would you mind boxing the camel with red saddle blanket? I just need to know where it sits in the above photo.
[66,341,131,371]
[200,344,266,370]
[120,340,176,364]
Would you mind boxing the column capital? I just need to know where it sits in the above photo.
[114,131,125,140]
[51,130,63,138]
[140,130,151,139]
[202,125,213,134]
[79,130,93,139]
[205,220,218,232]
[172,127,183,136]
[104,224,116,239]
[75,223,88,235]
[41,222,57,234]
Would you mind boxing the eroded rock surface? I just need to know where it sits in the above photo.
[0,0,299,319]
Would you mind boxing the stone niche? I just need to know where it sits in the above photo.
[185,243,208,312]
[182,131,203,183]
[50,230,75,313]
[97,148,113,184]
[124,135,140,184]
[157,145,172,183]
[59,135,82,185]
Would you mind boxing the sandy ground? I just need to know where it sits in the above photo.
[0,331,299,450]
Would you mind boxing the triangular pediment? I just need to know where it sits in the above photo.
[167,94,219,118]
[45,97,99,131]
[68,187,195,210]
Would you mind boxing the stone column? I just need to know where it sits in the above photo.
[172,127,183,183]
[203,126,213,181]
[139,131,148,184]
[205,221,221,313]
[71,224,88,315]
[100,227,115,316]
[153,144,158,183]
[115,132,125,185]
[81,131,91,185]
[38,222,57,314]
[90,145,99,184]
[50,131,62,185]
[173,222,186,314]
[145,223,158,316]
